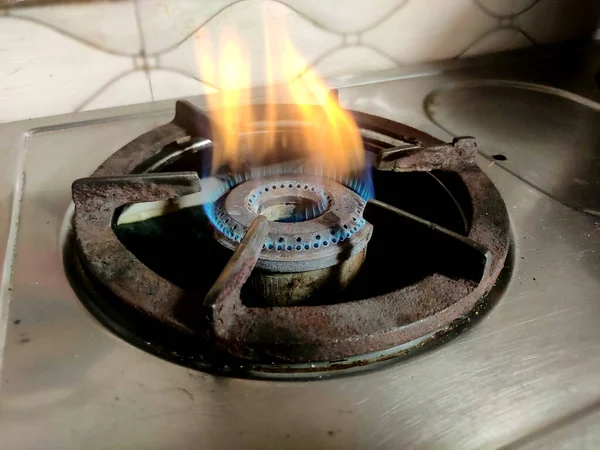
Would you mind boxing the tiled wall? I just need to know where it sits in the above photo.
[0,0,598,124]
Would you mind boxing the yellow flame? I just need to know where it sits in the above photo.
[194,27,364,177]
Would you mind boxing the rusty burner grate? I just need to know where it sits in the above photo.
[68,100,510,378]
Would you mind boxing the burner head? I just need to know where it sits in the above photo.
[207,175,373,305]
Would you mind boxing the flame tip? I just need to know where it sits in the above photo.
[195,27,364,180]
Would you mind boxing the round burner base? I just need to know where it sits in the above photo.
[248,248,367,306]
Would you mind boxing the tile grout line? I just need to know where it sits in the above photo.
[132,0,154,102]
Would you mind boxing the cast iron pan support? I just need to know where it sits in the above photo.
[71,100,510,363]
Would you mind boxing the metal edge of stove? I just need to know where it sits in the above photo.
[0,104,173,375]
[0,41,599,448]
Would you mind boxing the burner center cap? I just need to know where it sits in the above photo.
[247,180,330,223]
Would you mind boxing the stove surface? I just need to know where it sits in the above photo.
[1,43,599,449]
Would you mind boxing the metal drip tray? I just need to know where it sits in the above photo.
[425,80,600,216]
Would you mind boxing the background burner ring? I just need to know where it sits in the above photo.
[210,175,373,273]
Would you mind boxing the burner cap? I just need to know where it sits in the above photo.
[207,175,373,273]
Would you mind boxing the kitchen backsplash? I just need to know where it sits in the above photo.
[0,0,598,123]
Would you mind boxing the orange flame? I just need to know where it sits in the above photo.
[194,26,364,177]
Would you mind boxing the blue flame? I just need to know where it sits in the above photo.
[202,162,374,237]
[348,166,374,201]
[202,173,249,239]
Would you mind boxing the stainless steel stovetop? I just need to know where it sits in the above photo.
[1,43,599,449]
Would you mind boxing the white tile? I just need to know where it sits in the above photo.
[519,0,600,43]
[12,0,141,55]
[279,0,407,34]
[146,56,159,69]
[81,70,152,112]
[134,55,146,69]
[346,34,360,45]
[157,0,342,88]
[149,69,219,101]
[0,18,134,123]
[312,46,397,79]
[460,28,533,57]
[362,0,496,64]
[475,0,542,17]
[137,0,234,55]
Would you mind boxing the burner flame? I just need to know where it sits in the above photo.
[194,23,365,178]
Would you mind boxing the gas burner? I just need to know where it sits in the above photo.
[68,99,510,377]
[207,175,372,305]
[210,175,370,260]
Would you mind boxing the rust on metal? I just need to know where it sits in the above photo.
[72,172,202,334]
[70,100,511,366]
[205,215,269,310]
[206,186,501,362]
[376,136,478,172]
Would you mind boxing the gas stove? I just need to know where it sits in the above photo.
[68,99,509,373]
[1,43,599,448]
